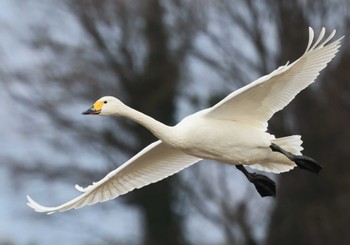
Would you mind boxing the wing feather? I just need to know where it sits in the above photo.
[205,27,342,130]
[27,141,200,214]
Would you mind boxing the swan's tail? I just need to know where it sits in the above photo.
[249,135,303,174]
[271,135,303,155]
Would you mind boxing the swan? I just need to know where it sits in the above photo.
[27,27,342,214]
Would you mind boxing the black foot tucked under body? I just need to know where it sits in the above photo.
[236,165,276,197]
[270,143,322,174]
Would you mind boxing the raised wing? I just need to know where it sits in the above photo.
[27,141,201,214]
[205,27,342,130]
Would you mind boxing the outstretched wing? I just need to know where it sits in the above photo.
[27,141,201,214]
[205,27,342,130]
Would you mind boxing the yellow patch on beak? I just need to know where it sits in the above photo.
[93,101,104,111]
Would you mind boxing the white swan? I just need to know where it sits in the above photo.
[27,27,342,214]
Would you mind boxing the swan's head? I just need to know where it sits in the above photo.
[82,96,124,116]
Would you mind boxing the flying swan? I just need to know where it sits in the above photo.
[27,27,342,214]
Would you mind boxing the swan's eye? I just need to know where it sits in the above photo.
[104,101,107,104]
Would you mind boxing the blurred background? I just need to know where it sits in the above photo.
[1,0,350,244]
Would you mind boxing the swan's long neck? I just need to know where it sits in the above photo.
[119,105,177,145]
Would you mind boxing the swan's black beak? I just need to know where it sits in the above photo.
[82,107,100,115]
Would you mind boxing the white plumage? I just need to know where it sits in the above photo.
[28,141,199,214]
[27,27,342,214]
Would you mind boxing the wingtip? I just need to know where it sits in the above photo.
[306,27,342,53]
[26,195,56,215]
[26,195,36,209]
[338,35,345,41]
[305,27,315,53]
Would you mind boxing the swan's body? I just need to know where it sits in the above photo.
[176,116,274,163]
[27,27,342,214]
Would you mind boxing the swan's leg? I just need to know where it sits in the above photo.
[270,143,322,174]
[236,165,276,197]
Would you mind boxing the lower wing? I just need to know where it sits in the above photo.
[27,140,201,214]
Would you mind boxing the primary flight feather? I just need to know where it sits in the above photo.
[27,27,342,214]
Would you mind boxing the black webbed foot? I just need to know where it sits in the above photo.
[293,155,322,174]
[236,165,276,197]
[270,143,322,174]
[249,173,276,197]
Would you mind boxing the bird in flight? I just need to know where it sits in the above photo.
[27,27,342,214]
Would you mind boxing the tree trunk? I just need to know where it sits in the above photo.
[267,1,350,244]
[125,1,187,244]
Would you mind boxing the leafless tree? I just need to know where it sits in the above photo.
[3,0,350,245]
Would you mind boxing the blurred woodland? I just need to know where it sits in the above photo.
[1,0,350,244]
